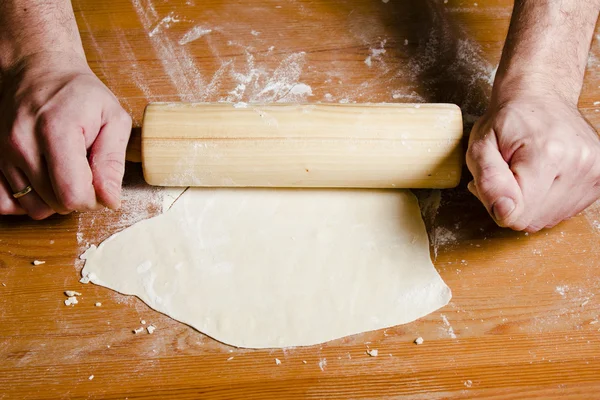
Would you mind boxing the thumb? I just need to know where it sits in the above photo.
[466,130,526,230]
[88,110,132,209]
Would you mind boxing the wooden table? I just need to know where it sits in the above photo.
[2,0,600,398]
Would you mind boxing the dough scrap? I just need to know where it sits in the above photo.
[81,188,451,348]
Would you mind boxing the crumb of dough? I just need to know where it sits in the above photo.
[141,320,146,325]
[65,290,82,297]
[275,358,282,365]
[89,375,94,381]
[1,283,5,286]
[64,297,78,306]
[147,325,156,334]
[318,358,327,371]
[414,337,424,345]
[95,302,102,307]
[32,260,45,266]
[227,356,234,361]
[366,349,378,357]
[133,327,144,334]
[302,360,307,364]
[590,320,598,325]
[464,380,472,388]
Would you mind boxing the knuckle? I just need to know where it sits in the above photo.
[58,186,93,211]
[116,109,133,126]
[541,139,566,165]
[6,129,28,157]
[466,140,485,163]
[37,113,62,136]
[474,166,504,197]
[90,153,125,175]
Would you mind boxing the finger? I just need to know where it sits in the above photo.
[38,117,99,212]
[0,173,26,215]
[521,176,574,231]
[18,153,73,215]
[509,148,558,228]
[88,110,132,209]
[466,129,526,229]
[2,165,54,220]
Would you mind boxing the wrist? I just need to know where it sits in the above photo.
[491,66,582,109]
[0,36,86,77]
[0,0,86,76]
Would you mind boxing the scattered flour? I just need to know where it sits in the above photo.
[432,226,458,259]
[114,30,157,103]
[225,51,312,103]
[149,12,180,37]
[131,0,209,102]
[318,358,327,371]
[440,314,457,339]
[555,285,569,297]
[179,26,213,45]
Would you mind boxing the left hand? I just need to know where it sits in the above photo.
[466,92,600,232]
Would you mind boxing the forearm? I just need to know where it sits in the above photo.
[493,0,600,106]
[0,0,84,74]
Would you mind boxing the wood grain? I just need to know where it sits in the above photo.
[1,0,600,398]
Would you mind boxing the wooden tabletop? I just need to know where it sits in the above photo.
[2,0,600,398]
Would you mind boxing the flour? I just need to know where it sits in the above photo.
[364,41,387,69]
[149,13,180,37]
[440,314,457,339]
[403,5,495,116]
[555,285,569,297]
[432,226,458,260]
[131,0,208,102]
[115,30,157,103]
[318,358,327,371]
[584,200,600,235]
[224,51,313,103]
[179,26,213,45]
[76,176,162,272]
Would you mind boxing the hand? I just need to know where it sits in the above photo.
[0,51,132,219]
[466,93,600,232]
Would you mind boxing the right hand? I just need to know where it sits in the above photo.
[0,51,132,219]
[466,91,600,232]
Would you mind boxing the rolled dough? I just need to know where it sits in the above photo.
[81,189,451,348]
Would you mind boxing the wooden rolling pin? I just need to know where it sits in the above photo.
[126,103,464,188]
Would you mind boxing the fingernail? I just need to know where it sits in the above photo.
[467,181,475,194]
[492,197,516,221]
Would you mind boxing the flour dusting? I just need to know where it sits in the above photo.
[440,314,457,339]
[224,51,312,103]
[179,26,213,45]
[555,285,569,297]
[318,358,327,371]
[149,12,180,37]
[114,30,157,102]
[131,0,207,102]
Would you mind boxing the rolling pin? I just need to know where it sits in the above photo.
[126,103,464,189]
